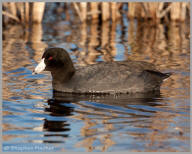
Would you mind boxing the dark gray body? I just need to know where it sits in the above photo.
[34,48,171,94]
[52,61,170,94]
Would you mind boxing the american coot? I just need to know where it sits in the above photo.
[33,48,171,94]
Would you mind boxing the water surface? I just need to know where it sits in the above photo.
[2,5,190,152]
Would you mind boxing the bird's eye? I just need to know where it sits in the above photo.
[48,56,53,60]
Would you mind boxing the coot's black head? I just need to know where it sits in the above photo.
[33,48,75,74]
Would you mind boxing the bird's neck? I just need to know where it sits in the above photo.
[51,66,75,83]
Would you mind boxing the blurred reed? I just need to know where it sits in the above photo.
[3,2,190,26]
[3,2,45,25]
[71,2,190,22]
[127,2,190,23]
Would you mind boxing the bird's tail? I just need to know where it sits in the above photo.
[162,72,172,80]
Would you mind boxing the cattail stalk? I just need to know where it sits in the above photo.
[102,2,110,21]
[80,2,87,22]
[111,2,116,22]
[32,2,45,23]
[25,2,30,23]
[90,2,99,20]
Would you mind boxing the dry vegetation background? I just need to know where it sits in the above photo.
[3,2,190,25]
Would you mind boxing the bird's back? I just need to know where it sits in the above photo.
[52,61,170,94]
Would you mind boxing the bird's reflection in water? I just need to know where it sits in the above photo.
[43,90,164,143]
[43,98,74,143]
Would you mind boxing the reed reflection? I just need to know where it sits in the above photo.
[86,19,100,64]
